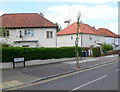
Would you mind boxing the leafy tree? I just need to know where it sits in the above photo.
[0,28,9,37]
[0,28,11,47]
[101,43,113,53]
[55,23,62,32]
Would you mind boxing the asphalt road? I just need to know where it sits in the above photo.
[7,61,119,91]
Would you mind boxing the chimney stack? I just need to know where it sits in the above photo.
[64,20,70,28]
[39,12,44,17]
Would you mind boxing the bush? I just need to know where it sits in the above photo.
[1,43,11,47]
[101,43,113,53]
[1,47,82,62]
[92,47,101,57]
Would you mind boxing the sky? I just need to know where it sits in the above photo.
[0,0,119,34]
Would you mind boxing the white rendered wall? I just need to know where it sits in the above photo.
[57,34,105,47]
[2,28,57,47]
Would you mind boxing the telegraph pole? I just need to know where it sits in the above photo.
[75,11,82,68]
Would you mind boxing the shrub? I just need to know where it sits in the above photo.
[1,47,82,62]
[101,43,113,53]
[92,47,101,57]
[1,43,11,47]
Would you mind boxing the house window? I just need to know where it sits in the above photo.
[46,31,53,38]
[71,36,73,40]
[3,31,9,37]
[22,45,29,47]
[24,30,34,37]
[89,36,92,40]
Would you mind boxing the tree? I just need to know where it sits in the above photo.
[0,28,10,46]
[75,11,82,68]
[101,43,113,53]
[55,23,62,32]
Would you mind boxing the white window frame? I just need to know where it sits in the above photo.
[89,35,92,40]
[24,30,34,37]
[46,31,53,38]
[2,30,9,37]
[71,36,73,40]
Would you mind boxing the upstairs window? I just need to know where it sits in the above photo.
[46,31,53,38]
[3,31,9,37]
[24,30,34,37]
[71,36,73,40]
[89,35,92,40]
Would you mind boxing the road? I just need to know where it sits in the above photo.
[6,61,119,91]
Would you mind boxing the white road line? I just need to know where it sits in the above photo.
[115,69,120,71]
[72,75,108,91]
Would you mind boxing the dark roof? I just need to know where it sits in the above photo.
[0,13,57,28]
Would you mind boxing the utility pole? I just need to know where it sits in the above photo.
[75,11,82,68]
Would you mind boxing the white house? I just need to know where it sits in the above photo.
[97,28,119,50]
[57,22,106,48]
[0,13,58,47]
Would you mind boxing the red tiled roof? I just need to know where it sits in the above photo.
[97,28,118,38]
[57,22,104,36]
[0,13,57,28]
[118,35,120,38]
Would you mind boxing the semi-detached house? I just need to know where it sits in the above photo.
[57,22,119,49]
[0,13,58,47]
[97,28,119,50]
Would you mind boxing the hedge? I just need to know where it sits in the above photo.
[1,47,82,62]
[92,47,101,57]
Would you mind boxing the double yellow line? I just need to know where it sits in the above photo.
[5,61,118,90]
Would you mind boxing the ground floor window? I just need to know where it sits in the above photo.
[24,30,34,37]
[46,31,53,38]
[22,45,29,47]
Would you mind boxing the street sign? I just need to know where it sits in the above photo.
[13,57,25,68]
[14,58,24,62]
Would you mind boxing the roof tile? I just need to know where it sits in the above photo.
[97,28,118,37]
[0,13,57,28]
[57,22,104,36]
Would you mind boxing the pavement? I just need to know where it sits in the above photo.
[1,55,119,90]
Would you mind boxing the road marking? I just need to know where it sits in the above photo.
[0,80,23,89]
[6,61,117,90]
[115,69,120,71]
[72,75,108,91]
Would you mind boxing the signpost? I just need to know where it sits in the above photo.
[13,57,25,68]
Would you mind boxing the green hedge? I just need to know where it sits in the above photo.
[1,47,82,62]
[92,47,101,57]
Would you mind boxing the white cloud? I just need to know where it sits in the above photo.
[0,10,5,16]
[46,4,118,34]
[83,5,118,20]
